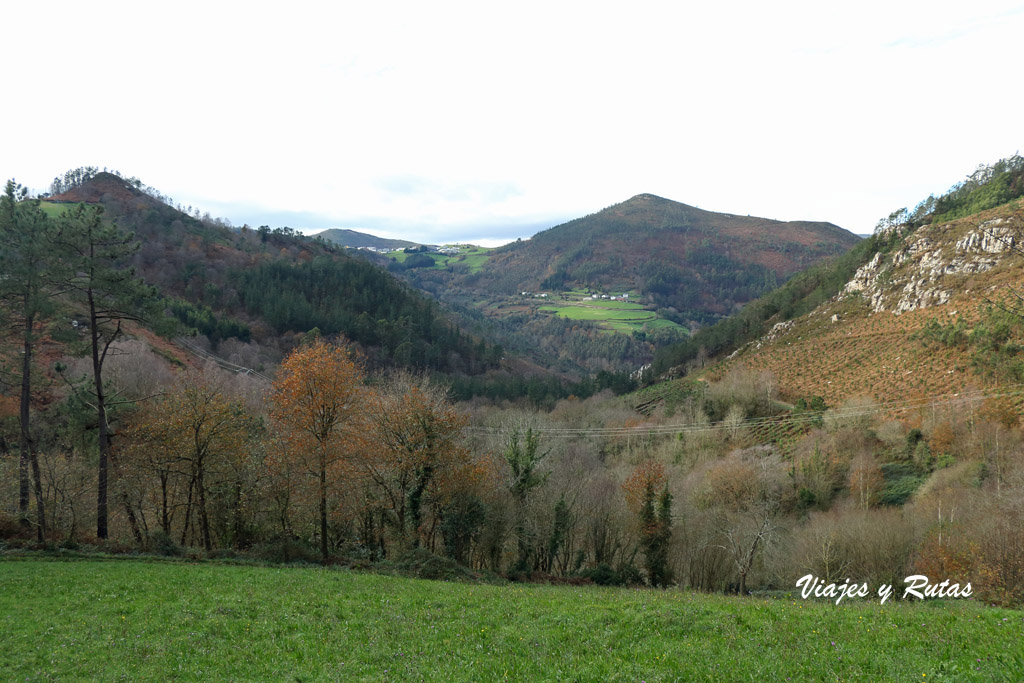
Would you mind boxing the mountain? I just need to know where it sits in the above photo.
[398,193,860,376]
[708,201,1024,408]
[658,155,1024,411]
[469,193,857,314]
[315,228,421,250]
[48,171,162,208]
[38,171,502,378]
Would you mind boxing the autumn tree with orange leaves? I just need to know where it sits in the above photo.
[270,339,366,562]
[363,371,476,553]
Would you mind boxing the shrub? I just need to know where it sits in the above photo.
[378,548,503,583]
[249,535,318,564]
[149,530,184,557]
[577,562,643,586]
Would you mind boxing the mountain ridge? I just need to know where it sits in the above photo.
[315,228,422,250]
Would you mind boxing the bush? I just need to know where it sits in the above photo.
[377,548,501,583]
[0,512,31,541]
[149,530,184,557]
[249,535,318,564]
[578,562,643,586]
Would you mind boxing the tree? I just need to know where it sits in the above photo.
[56,203,158,540]
[705,452,786,595]
[504,427,549,571]
[123,371,254,550]
[848,454,884,510]
[270,339,366,562]
[623,460,674,586]
[0,181,59,540]
[363,371,473,551]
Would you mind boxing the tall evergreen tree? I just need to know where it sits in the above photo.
[639,482,674,587]
[504,427,549,571]
[0,181,58,540]
[56,203,157,540]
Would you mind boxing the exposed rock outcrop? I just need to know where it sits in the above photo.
[841,216,1020,314]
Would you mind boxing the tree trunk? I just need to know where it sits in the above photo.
[160,471,170,534]
[121,489,144,545]
[89,291,112,540]
[18,313,32,528]
[197,457,212,551]
[320,463,329,562]
[233,481,244,549]
[180,476,195,546]
[21,312,46,541]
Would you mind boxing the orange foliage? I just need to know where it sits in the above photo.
[269,339,368,559]
[269,339,367,476]
[622,459,667,514]
[980,398,1019,430]
[928,421,956,456]
[702,458,759,511]
[121,371,253,549]
[362,372,476,545]
[915,530,976,584]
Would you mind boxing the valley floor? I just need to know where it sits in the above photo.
[1,558,1021,680]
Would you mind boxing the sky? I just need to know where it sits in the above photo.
[3,1,1024,246]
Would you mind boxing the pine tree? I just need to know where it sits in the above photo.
[0,181,59,540]
[55,203,157,540]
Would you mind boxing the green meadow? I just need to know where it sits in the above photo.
[1,558,1021,681]
[390,245,491,272]
[538,293,686,335]
[37,201,72,218]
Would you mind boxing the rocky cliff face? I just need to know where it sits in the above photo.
[842,216,1020,314]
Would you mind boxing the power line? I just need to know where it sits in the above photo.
[172,336,273,383]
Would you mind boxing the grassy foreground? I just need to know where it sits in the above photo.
[1,558,1022,681]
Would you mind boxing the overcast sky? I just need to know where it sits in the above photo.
[4,1,1023,245]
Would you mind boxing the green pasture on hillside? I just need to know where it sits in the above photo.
[37,201,72,218]
[390,245,491,272]
[1,558,1022,681]
[538,294,686,335]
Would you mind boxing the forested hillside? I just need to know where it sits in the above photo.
[398,193,860,376]
[447,193,858,324]
[45,170,499,374]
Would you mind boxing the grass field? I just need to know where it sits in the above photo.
[1,558,1022,680]
[538,293,687,336]
[390,245,491,272]
[37,201,72,218]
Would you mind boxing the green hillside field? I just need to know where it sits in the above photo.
[391,245,491,273]
[539,292,688,334]
[1,558,1021,681]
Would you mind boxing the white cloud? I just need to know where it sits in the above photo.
[4,0,1023,244]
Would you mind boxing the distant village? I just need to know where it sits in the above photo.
[520,291,634,301]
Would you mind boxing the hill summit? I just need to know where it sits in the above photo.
[450,192,859,324]
[48,171,151,206]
